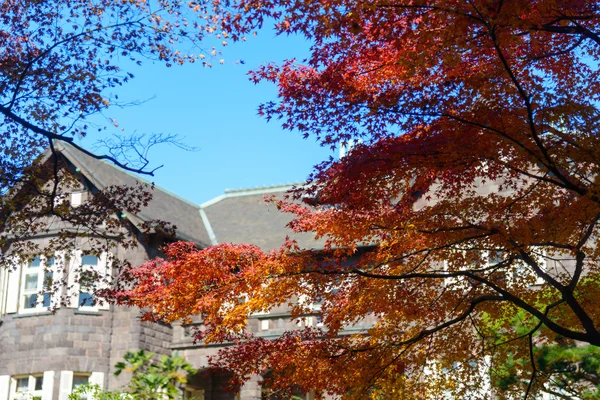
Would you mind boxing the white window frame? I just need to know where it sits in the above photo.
[9,374,43,400]
[59,371,102,400]
[19,256,56,314]
[78,254,100,311]
[68,251,111,311]
[0,265,9,316]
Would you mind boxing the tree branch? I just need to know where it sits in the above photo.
[0,103,162,175]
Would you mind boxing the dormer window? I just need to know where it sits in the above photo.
[51,191,85,209]
[70,192,83,207]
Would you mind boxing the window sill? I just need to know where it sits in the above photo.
[74,309,104,316]
[12,311,53,318]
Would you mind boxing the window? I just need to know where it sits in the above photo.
[315,315,324,327]
[260,319,270,331]
[78,255,99,308]
[296,316,323,328]
[20,257,54,313]
[66,251,110,311]
[72,374,89,388]
[9,375,43,400]
[15,377,28,393]
[72,374,90,400]
[52,192,85,208]
[70,192,83,207]
[34,377,43,392]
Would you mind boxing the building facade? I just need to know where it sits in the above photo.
[0,143,323,400]
[0,143,574,400]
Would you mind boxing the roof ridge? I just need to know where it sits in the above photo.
[59,141,201,209]
[201,183,304,209]
[223,182,304,194]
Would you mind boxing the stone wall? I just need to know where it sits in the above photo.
[0,308,112,399]
[0,309,112,376]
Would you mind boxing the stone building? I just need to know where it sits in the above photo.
[0,143,324,400]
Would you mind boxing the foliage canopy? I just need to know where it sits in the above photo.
[6,0,598,398]
[0,0,226,300]
[118,1,600,399]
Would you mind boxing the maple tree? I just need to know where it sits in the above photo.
[113,0,600,399]
[0,0,240,295]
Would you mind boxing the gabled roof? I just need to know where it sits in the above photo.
[51,142,323,251]
[54,141,212,247]
[200,184,324,251]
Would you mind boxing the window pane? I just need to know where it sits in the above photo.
[72,375,89,388]
[79,292,95,307]
[25,274,38,290]
[43,293,51,307]
[81,255,98,266]
[46,257,55,266]
[34,376,43,391]
[15,377,28,392]
[29,257,41,268]
[43,271,53,290]
[24,294,37,309]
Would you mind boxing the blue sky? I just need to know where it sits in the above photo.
[80,30,334,204]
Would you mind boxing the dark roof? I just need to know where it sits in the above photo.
[200,184,324,251]
[51,142,323,251]
[55,142,212,246]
